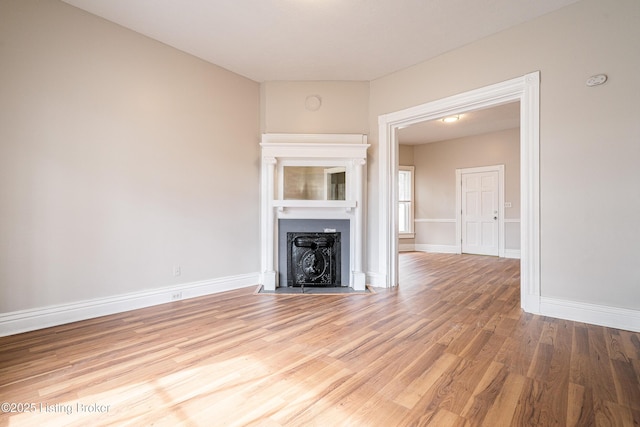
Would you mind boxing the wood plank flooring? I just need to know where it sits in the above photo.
[1,252,639,426]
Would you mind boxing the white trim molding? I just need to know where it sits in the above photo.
[414,244,459,254]
[399,233,415,239]
[366,271,387,288]
[378,71,540,315]
[415,218,456,223]
[540,297,640,333]
[405,243,519,257]
[504,249,521,259]
[0,273,259,337]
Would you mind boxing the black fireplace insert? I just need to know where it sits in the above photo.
[287,232,340,287]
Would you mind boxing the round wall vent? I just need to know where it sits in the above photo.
[305,95,322,111]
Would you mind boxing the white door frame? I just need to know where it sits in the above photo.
[456,165,505,257]
[377,71,540,313]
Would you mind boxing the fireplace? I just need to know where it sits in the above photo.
[278,218,350,287]
[260,134,369,291]
[287,232,340,287]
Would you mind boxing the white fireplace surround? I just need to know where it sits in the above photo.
[260,134,369,291]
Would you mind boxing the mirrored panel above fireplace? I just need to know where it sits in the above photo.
[283,166,346,200]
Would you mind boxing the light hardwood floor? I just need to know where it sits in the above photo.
[1,253,639,426]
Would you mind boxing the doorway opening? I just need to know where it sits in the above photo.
[377,72,540,312]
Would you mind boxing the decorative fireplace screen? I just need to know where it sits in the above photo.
[287,232,340,287]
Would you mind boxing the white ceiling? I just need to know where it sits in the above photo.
[61,0,579,82]
[398,101,521,145]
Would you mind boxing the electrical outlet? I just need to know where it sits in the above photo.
[171,292,182,301]
[173,265,181,276]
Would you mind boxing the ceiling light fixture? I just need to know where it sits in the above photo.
[441,115,460,123]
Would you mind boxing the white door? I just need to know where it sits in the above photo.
[461,171,499,256]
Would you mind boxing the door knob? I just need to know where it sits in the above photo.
[494,216,498,220]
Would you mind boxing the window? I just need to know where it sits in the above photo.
[398,166,415,238]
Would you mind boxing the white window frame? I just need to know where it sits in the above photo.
[398,166,415,239]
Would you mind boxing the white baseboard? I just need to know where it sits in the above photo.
[398,243,415,252]
[414,244,460,254]
[504,249,521,259]
[540,296,640,333]
[366,272,387,288]
[0,273,260,337]
[8,273,635,337]
[413,244,520,259]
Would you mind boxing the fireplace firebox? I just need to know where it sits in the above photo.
[287,232,340,287]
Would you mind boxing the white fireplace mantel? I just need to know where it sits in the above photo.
[260,134,369,291]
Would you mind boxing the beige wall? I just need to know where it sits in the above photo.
[3,0,639,321]
[408,128,520,248]
[0,1,260,312]
[369,0,640,309]
[261,81,369,134]
[398,144,414,166]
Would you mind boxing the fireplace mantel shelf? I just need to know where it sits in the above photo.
[273,200,357,212]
